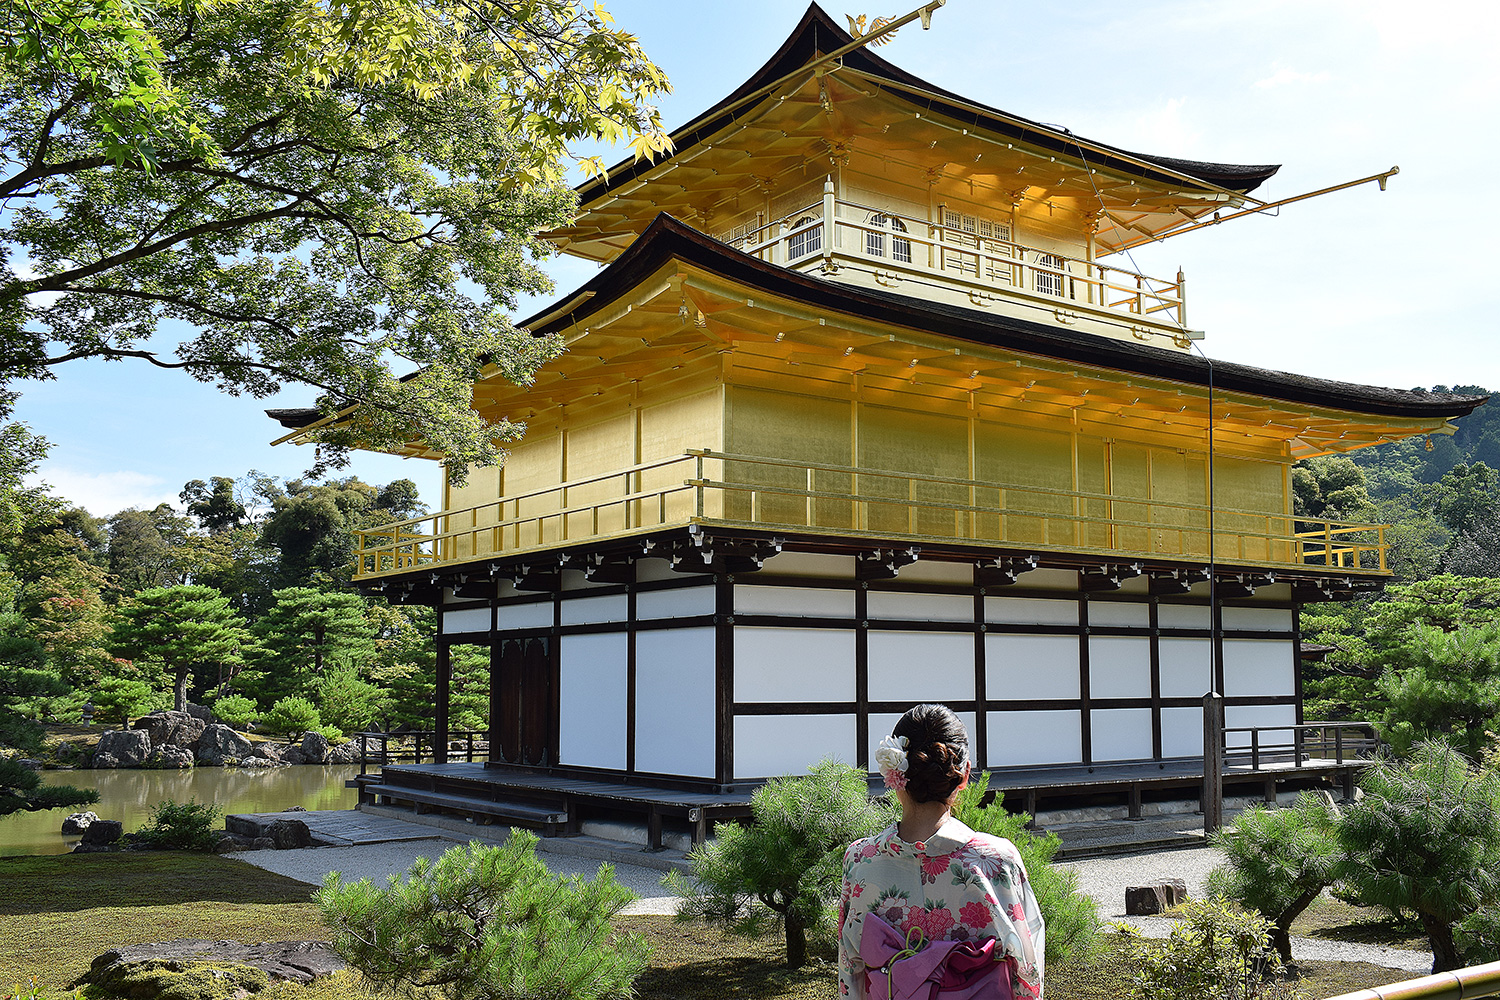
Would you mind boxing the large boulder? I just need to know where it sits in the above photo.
[325,740,361,765]
[279,745,308,765]
[81,819,123,846]
[251,742,284,764]
[94,729,151,768]
[61,811,98,835]
[146,745,196,769]
[133,710,207,750]
[185,702,213,723]
[85,940,345,993]
[195,724,254,766]
[295,732,330,765]
[267,819,312,850]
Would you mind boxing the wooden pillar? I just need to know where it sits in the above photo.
[1202,691,1224,833]
[436,642,451,765]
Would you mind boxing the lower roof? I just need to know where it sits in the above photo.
[522,213,1486,423]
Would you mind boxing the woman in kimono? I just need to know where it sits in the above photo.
[838,704,1045,999]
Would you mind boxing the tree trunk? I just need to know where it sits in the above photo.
[174,665,190,713]
[1420,912,1462,973]
[1274,884,1329,963]
[784,913,807,969]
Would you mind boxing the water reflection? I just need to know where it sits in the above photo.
[0,765,360,856]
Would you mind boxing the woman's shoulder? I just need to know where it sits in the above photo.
[955,826,1025,864]
[844,823,898,862]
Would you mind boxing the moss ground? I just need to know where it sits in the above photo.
[0,854,1431,1000]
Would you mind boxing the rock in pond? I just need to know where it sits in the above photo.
[94,729,151,768]
[134,710,207,751]
[80,819,123,847]
[61,811,98,835]
[147,744,197,769]
[195,724,254,766]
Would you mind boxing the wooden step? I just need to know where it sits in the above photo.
[363,784,568,826]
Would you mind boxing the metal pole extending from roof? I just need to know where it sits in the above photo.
[1114,166,1401,250]
[688,0,947,131]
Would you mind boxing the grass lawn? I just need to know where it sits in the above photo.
[0,853,1431,999]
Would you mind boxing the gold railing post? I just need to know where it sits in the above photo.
[807,467,816,527]
[1177,267,1188,328]
[695,453,705,519]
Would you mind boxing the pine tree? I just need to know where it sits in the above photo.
[664,760,896,968]
[110,585,254,711]
[318,833,646,1000]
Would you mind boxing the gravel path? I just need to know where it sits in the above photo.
[238,836,682,915]
[240,837,1433,967]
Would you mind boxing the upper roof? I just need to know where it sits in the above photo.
[523,212,1487,424]
[552,4,1281,261]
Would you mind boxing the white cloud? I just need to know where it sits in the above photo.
[1254,64,1332,89]
[26,466,181,517]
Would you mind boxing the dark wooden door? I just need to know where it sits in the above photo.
[493,637,554,765]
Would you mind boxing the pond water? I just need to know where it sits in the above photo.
[0,765,361,856]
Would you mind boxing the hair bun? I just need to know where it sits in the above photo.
[890,703,968,803]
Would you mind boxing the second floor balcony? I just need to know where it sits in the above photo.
[716,188,1189,346]
[353,451,1388,582]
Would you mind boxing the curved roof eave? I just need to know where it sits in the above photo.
[576,3,1280,208]
[521,213,1487,422]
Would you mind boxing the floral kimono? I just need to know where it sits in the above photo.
[838,817,1044,999]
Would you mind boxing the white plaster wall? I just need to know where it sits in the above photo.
[898,561,973,585]
[867,591,973,622]
[1159,604,1212,629]
[1010,569,1077,590]
[1161,706,1204,757]
[867,711,977,772]
[1088,637,1151,699]
[495,601,552,631]
[560,593,629,626]
[735,713,857,778]
[1225,703,1297,749]
[635,628,716,777]
[1223,608,1295,632]
[868,631,974,702]
[986,710,1081,766]
[637,586,715,620]
[984,597,1077,625]
[1091,708,1153,761]
[558,633,627,770]
[1223,639,1296,698]
[635,558,682,582]
[442,607,490,635]
[1159,638,1214,698]
[761,552,857,578]
[1087,602,1150,627]
[735,586,854,618]
[985,634,1079,699]
[735,628,856,703]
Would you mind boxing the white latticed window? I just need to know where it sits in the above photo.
[787,216,821,258]
[941,209,1010,280]
[865,213,911,264]
[1034,252,1065,296]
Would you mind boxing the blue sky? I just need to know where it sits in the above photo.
[16,0,1499,518]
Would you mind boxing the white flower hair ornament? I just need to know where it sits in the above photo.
[876,735,909,791]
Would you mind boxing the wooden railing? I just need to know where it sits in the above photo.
[1223,722,1380,773]
[721,197,1186,327]
[355,730,488,775]
[352,451,1390,579]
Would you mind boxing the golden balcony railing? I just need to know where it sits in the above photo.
[351,451,1388,580]
[721,197,1186,328]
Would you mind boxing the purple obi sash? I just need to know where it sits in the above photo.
[858,911,1015,1000]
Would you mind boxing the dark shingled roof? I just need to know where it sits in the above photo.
[522,213,1487,421]
[575,3,1280,207]
[266,407,322,431]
